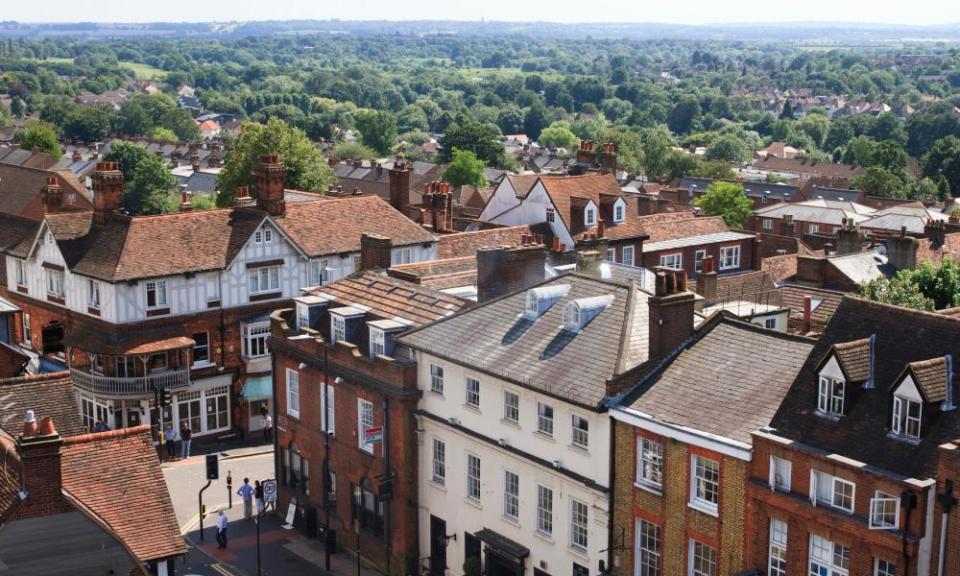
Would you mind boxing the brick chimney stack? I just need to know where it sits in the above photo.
[575,250,603,277]
[477,241,546,302]
[422,181,454,233]
[254,155,287,217]
[92,161,124,226]
[71,149,82,163]
[696,256,718,302]
[886,226,918,271]
[41,176,63,214]
[191,152,201,173]
[179,186,192,212]
[599,142,617,173]
[836,217,863,255]
[360,233,393,271]
[389,159,411,216]
[15,413,69,519]
[751,237,763,271]
[234,186,255,208]
[648,267,695,360]
[925,219,946,248]
[576,140,595,165]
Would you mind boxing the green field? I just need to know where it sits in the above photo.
[119,61,167,81]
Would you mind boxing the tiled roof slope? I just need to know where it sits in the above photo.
[280,195,436,255]
[0,164,92,220]
[0,372,86,438]
[638,214,730,244]
[779,285,845,326]
[0,213,41,255]
[389,257,478,290]
[399,273,649,409]
[537,173,622,233]
[908,357,949,403]
[60,425,187,562]
[437,225,533,259]
[770,296,960,478]
[312,271,469,327]
[627,316,814,444]
[832,337,872,381]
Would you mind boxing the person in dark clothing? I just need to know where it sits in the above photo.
[254,480,264,514]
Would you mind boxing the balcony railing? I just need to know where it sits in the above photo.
[71,367,191,397]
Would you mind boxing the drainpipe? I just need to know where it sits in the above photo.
[902,490,918,575]
[323,342,332,571]
[938,480,957,576]
[383,395,392,576]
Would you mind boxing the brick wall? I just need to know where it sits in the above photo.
[747,434,926,575]
[272,311,419,574]
[642,239,755,280]
[610,418,749,576]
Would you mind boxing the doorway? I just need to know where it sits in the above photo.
[249,399,270,431]
[429,515,447,576]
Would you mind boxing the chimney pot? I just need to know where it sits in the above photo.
[22,410,37,437]
[39,416,56,437]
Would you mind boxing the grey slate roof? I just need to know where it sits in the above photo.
[399,273,651,409]
[679,177,799,200]
[829,250,895,283]
[626,316,815,444]
[643,231,754,253]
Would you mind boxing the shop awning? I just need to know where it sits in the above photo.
[242,375,273,400]
[474,528,530,559]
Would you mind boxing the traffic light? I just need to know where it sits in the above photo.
[159,387,171,407]
[206,454,219,480]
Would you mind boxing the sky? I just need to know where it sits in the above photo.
[5,0,960,25]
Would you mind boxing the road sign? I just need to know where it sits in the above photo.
[263,479,278,503]
[364,426,383,444]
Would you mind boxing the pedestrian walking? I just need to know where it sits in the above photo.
[262,413,273,443]
[238,477,254,520]
[254,480,264,515]
[216,510,228,549]
[180,423,192,459]
[163,424,178,460]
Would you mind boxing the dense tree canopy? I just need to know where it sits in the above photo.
[693,181,753,228]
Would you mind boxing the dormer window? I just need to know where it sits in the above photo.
[892,396,922,438]
[585,206,597,227]
[613,202,625,223]
[817,375,845,416]
[522,284,571,320]
[562,295,615,333]
[329,306,365,344]
[332,315,346,342]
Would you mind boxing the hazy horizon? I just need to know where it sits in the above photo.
[6,0,960,27]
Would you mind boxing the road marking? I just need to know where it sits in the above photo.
[180,504,227,534]
[212,563,238,576]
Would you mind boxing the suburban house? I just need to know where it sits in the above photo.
[269,245,469,574]
[0,157,438,439]
[0,164,93,221]
[745,296,960,576]
[478,172,651,264]
[674,177,802,209]
[332,158,439,212]
[608,314,813,576]
[398,255,695,576]
[0,372,186,575]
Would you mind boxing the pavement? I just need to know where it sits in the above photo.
[163,438,384,576]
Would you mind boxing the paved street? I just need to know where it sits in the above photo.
[161,445,383,576]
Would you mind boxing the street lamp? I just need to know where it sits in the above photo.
[255,507,262,576]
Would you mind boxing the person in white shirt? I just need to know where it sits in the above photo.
[216,510,228,549]
[263,412,273,443]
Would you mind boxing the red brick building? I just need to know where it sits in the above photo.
[270,252,469,574]
[744,297,960,576]
[637,213,761,280]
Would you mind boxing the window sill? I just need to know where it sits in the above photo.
[534,431,555,443]
[47,294,65,305]
[429,390,445,398]
[87,306,101,316]
[533,530,554,545]
[465,498,482,510]
[192,361,215,369]
[430,480,447,492]
[146,307,171,317]
[500,419,520,429]
[688,500,719,518]
[814,410,842,422]
[249,291,282,303]
[567,545,589,560]
[568,443,589,455]
[463,403,481,414]
[634,481,664,496]
[501,515,521,528]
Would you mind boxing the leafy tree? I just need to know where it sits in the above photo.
[10,97,25,119]
[796,113,830,149]
[704,133,750,163]
[939,174,952,200]
[523,103,548,141]
[663,151,700,182]
[149,127,178,141]
[537,125,579,149]
[354,109,398,157]
[841,135,878,166]
[14,121,60,156]
[496,106,524,135]
[439,119,506,168]
[693,181,752,228]
[851,166,907,199]
[641,127,673,182]
[217,118,335,206]
[906,102,960,157]
[332,142,377,160]
[779,100,794,119]
[869,112,907,146]
[922,135,960,196]
[601,128,644,174]
[104,141,177,215]
[442,148,487,188]
[859,258,960,311]
[692,160,736,179]
[63,105,114,142]
[668,94,701,135]
[911,177,939,202]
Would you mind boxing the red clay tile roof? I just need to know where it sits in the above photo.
[637,213,731,243]
[0,213,41,256]
[60,425,187,562]
[437,225,534,259]
[906,357,949,403]
[389,257,478,290]
[0,372,86,438]
[537,173,622,233]
[762,253,798,283]
[279,196,436,256]
[0,164,92,220]
[780,285,845,326]
[311,271,469,327]
[916,232,960,266]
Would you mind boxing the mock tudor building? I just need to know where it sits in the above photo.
[478,172,651,262]
[398,256,697,576]
[746,297,960,576]
[0,157,437,438]
[270,250,469,574]
[608,314,813,576]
